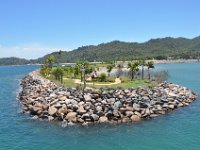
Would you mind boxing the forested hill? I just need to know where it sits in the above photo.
[0,57,30,66]
[34,36,200,63]
[1,36,200,65]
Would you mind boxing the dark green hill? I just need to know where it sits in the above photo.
[34,36,200,63]
[0,57,30,66]
[1,36,200,65]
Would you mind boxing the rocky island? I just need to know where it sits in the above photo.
[19,71,197,126]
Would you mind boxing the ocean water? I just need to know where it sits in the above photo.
[0,63,200,150]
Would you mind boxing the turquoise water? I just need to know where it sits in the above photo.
[0,63,200,150]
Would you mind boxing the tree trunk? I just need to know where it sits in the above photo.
[142,65,144,80]
[131,71,134,80]
[148,68,150,80]
[80,71,83,82]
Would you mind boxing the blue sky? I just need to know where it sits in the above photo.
[0,0,200,59]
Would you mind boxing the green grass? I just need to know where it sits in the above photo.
[59,77,157,90]
[87,79,156,89]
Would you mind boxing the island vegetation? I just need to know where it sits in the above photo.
[39,54,169,91]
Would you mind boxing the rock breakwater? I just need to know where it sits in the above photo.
[19,71,197,126]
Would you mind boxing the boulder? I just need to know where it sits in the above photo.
[122,117,131,123]
[48,106,57,116]
[77,106,86,115]
[59,96,67,101]
[91,114,99,121]
[99,116,108,123]
[125,111,134,117]
[65,112,77,121]
[58,104,68,114]
[131,115,141,122]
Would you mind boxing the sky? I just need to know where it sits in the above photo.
[0,0,200,59]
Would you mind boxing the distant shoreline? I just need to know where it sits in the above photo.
[153,59,199,64]
[0,59,199,66]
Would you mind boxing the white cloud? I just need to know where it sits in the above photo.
[0,43,71,59]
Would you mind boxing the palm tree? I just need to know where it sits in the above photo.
[77,61,88,82]
[128,62,139,80]
[107,64,114,77]
[146,61,155,80]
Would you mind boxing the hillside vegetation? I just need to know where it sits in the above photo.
[1,36,200,65]
[33,36,200,63]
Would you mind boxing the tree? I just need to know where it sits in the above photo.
[146,61,155,80]
[77,61,89,82]
[46,55,55,68]
[107,64,114,77]
[128,62,139,80]
[52,67,64,83]
[139,59,146,80]
[74,65,80,78]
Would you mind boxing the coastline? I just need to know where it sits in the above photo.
[153,59,199,64]
[18,70,197,126]
[0,59,199,67]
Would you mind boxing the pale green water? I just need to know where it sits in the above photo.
[0,63,200,150]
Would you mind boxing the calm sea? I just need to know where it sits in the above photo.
[0,63,199,150]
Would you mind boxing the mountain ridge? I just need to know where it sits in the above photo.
[1,35,200,65]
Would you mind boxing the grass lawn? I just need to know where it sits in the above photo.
[88,79,156,89]
[62,78,156,90]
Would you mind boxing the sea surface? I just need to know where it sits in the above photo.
[0,63,200,150]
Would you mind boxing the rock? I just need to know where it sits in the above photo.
[96,106,102,112]
[84,94,91,101]
[131,115,141,122]
[58,104,68,114]
[122,117,131,123]
[99,116,108,123]
[125,111,134,117]
[77,106,86,114]
[65,112,77,121]
[132,103,141,111]
[91,114,99,121]
[59,96,67,101]
[139,102,149,108]
[105,111,113,119]
[32,115,39,119]
[177,103,184,107]
[48,116,54,121]
[54,102,62,108]
[112,101,122,110]
[32,106,42,113]
[82,113,90,120]
[107,98,116,103]
[50,93,57,98]
[113,110,121,118]
[68,121,75,126]
[77,118,84,123]
[168,105,175,109]
[119,107,127,113]
[48,106,57,116]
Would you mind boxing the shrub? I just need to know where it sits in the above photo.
[52,67,64,83]
[98,73,107,82]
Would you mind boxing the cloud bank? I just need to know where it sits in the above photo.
[0,43,71,59]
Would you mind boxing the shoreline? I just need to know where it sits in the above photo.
[18,71,197,126]
[153,59,199,64]
[0,59,199,67]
